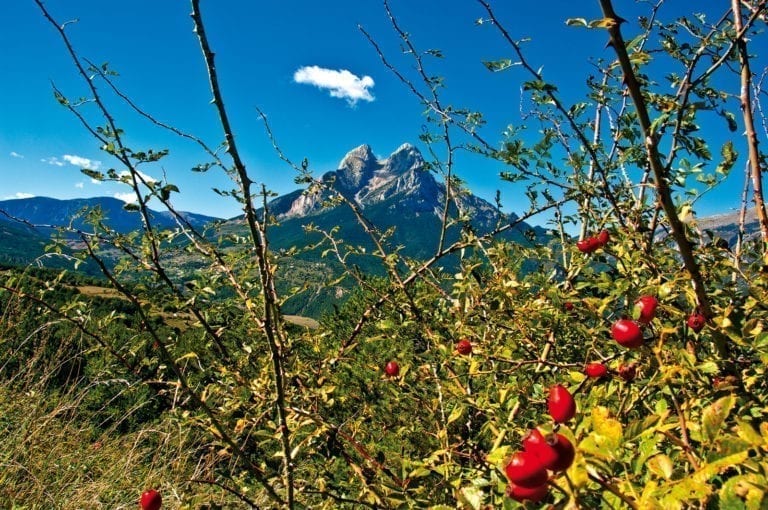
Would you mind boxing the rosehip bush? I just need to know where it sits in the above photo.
[16,1,768,508]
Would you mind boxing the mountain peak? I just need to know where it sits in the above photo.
[385,143,423,175]
[336,144,377,191]
[273,143,437,219]
[342,143,374,161]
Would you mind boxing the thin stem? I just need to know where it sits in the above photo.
[731,0,768,244]
[189,1,293,506]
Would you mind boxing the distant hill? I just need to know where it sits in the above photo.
[0,196,221,274]
[0,196,220,235]
[0,214,50,267]
[694,207,762,247]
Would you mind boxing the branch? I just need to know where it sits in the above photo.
[596,0,725,357]
[189,2,295,506]
[731,0,768,244]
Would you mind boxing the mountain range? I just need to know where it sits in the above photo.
[0,143,542,314]
[2,143,760,314]
[247,143,541,258]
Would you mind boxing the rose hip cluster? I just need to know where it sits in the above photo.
[575,229,610,254]
[504,384,576,502]
[610,295,706,351]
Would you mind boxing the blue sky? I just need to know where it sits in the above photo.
[1,1,764,224]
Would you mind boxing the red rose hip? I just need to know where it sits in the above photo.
[546,433,575,472]
[547,384,576,423]
[506,481,549,502]
[522,428,558,468]
[618,363,637,382]
[140,489,162,510]
[576,237,600,254]
[456,339,472,355]
[634,295,659,324]
[611,319,644,348]
[687,312,706,332]
[584,362,608,378]
[505,450,549,488]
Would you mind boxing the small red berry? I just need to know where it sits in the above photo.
[384,361,400,377]
[611,319,644,348]
[547,384,576,423]
[505,450,549,488]
[546,433,575,472]
[522,428,558,469]
[456,339,472,355]
[140,489,162,510]
[506,481,549,502]
[564,301,574,312]
[584,362,608,378]
[687,312,706,332]
[634,295,659,324]
[596,229,610,247]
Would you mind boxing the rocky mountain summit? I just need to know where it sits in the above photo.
[267,143,519,238]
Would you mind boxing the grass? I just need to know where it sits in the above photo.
[0,307,244,508]
[0,384,245,508]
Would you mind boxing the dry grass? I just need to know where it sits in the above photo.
[0,313,242,509]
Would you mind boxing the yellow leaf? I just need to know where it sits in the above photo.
[589,17,617,28]
[639,481,663,510]
[446,404,464,425]
[702,395,735,444]
[735,417,764,446]
[647,454,674,480]
[592,406,623,450]
[486,445,511,467]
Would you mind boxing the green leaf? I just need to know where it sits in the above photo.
[702,395,735,444]
[735,418,764,447]
[81,168,105,181]
[446,404,465,425]
[482,59,515,73]
[720,474,768,510]
[457,486,484,510]
[159,184,180,201]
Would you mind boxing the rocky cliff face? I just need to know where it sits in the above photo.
[272,143,508,232]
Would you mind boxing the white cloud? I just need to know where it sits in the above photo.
[3,192,35,200]
[294,65,375,105]
[90,178,102,185]
[114,192,137,204]
[63,154,101,169]
[10,151,24,159]
[74,182,84,189]
[41,157,65,167]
